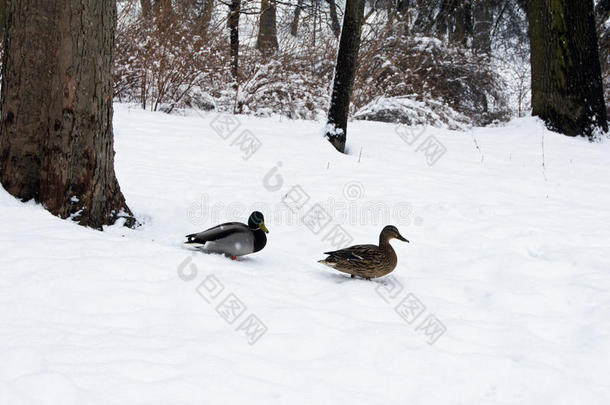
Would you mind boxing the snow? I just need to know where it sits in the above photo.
[1,104,610,404]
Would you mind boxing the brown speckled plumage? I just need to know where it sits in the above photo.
[318,225,409,280]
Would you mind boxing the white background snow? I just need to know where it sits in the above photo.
[1,104,609,404]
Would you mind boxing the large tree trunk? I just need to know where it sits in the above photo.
[528,0,608,138]
[256,0,278,56]
[0,0,133,229]
[228,0,240,78]
[0,0,6,38]
[324,0,366,153]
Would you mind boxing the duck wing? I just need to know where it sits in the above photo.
[320,244,394,278]
[322,244,380,262]
[185,222,249,244]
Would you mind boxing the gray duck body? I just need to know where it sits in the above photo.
[185,212,268,258]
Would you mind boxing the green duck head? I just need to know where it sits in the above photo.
[248,211,269,233]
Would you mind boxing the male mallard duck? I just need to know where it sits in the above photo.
[185,211,268,259]
[318,225,409,280]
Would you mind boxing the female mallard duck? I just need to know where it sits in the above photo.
[318,225,409,280]
[185,211,268,259]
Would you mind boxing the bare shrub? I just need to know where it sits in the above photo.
[355,31,510,126]
[113,1,510,127]
[232,30,337,119]
[114,0,230,113]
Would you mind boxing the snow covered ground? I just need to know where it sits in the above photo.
[1,104,610,404]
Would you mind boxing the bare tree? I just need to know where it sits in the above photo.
[472,0,492,54]
[257,0,278,55]
[200,0,215,35]
[0,0,134,228]
[449,0,472,45]
[290,0,304,36]
[324,0,366,153]
[141,0,152,17]
[228,0,241,77]
[328,0,341,38]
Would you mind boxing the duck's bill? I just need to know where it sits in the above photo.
[259,222,269,233]
[398,235,409,242]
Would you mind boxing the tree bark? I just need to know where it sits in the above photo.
[393,0,411,37]
[290,0,303,37]
[200,0,214,35]
[257,0,278,56]
[596,0,610,73]
[413,0,436,33]
[141,0,152,17]
[528,0,608,137]
[0,0,6,39]
[324,0,366,153]
[178,0,195,14]
[472,0,491,54]
[0,0,134,229]
[228,0,240,77]
[154,0,174,26]
[449,0,472,46]
[328,0,341,38]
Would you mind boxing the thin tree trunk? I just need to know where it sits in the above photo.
[528,0,608,137]
[141,0,152,17]
[200,0,214,35]
[449,0,472,46]
[290,0,303,36]
[257,0,278,55]
[154,0,173,14]
[0,0,134,229]
[472,0,492,54]
[140,0,152,109]
[392,0,409,37]
[313,0,318,46]
[324,0,366,153]
[328,0,341,38]
[228,0,240,77]
[413,0,435,33]
[435,0,454,38]
[178,0,195,14]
